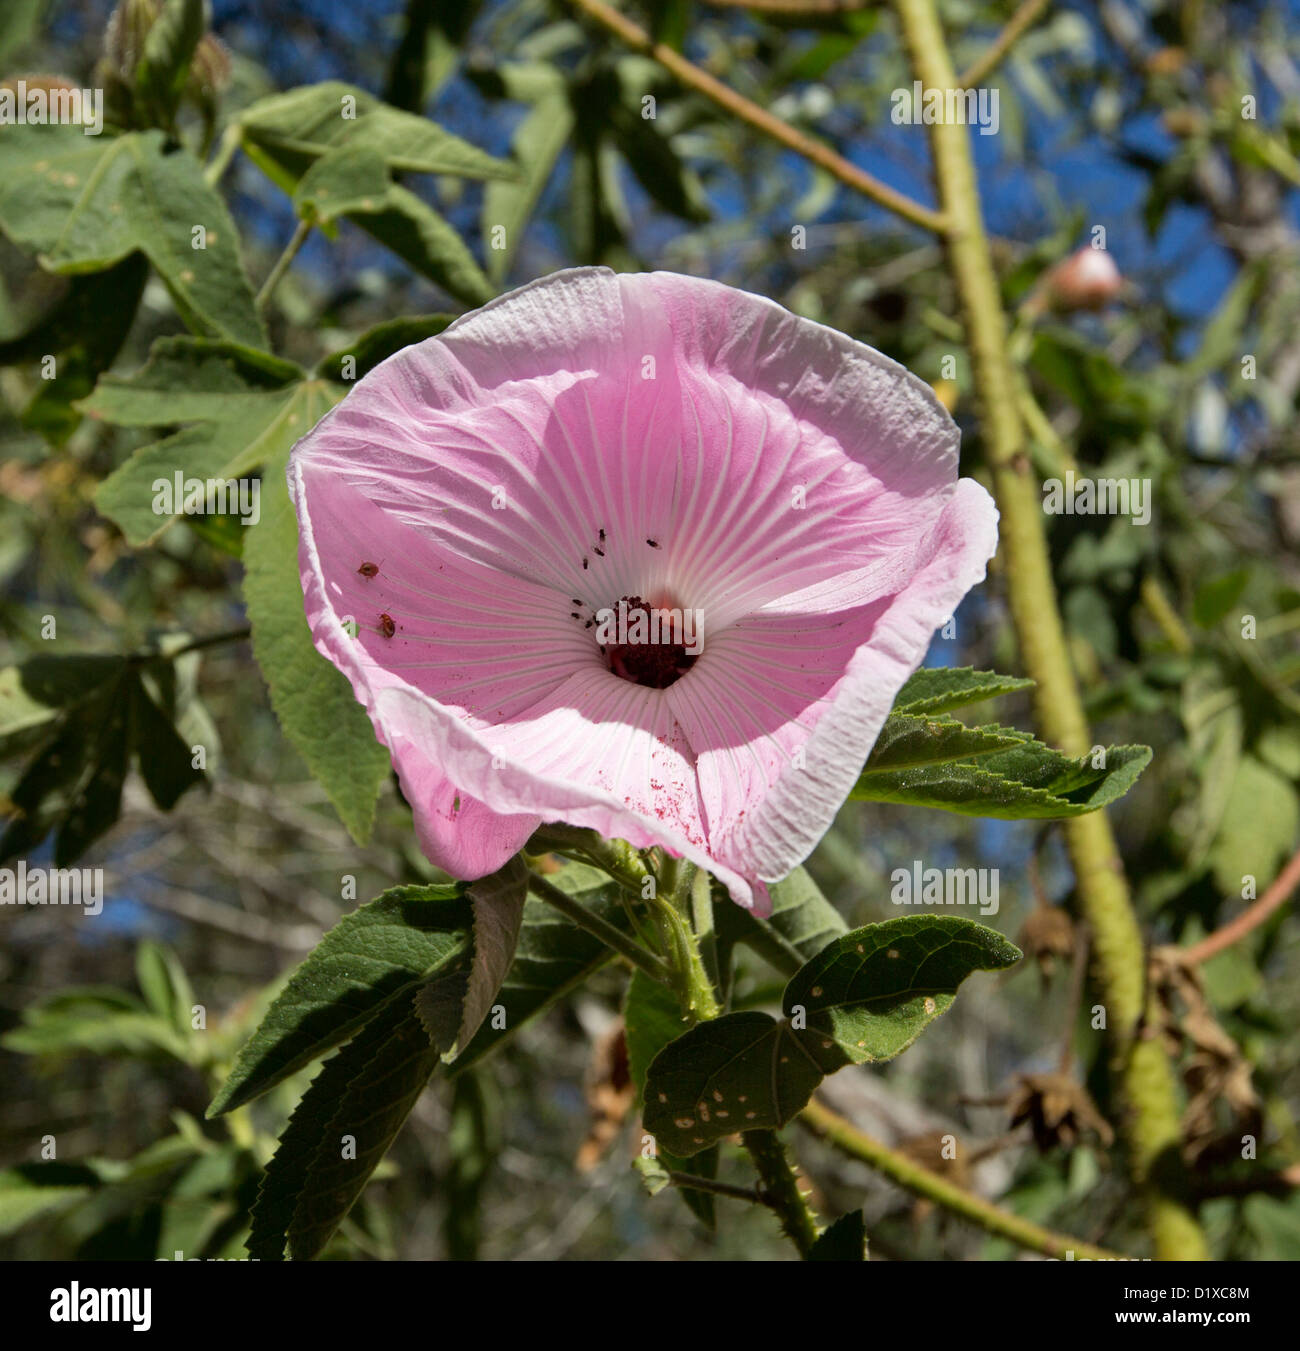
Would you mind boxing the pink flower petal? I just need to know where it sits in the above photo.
[288,267,998,909]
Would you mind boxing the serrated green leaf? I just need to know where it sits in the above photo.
[295,145,494,305]
[862,713,1030,773]
[892,666,1035,716]
[449,862,634,1072]
[236,80,516,183]
[851,742,1153,819]
[643,916,1019,1155]
[248,991,442,1261]
[0,127,263,346]
[208,885,469,1117]
[808,1209,867,1260]
[445,858,528,1060]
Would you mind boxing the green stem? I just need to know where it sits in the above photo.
[527,872,670,983]
[891,0,1207,1261]
[256,218,313,311]
[665,1172,767,1207]
[800,1099,1131,1262]
[204,124,242,189]
[153,626,251,659]
[742,1130,820,1258]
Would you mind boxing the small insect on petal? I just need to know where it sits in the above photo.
[646,539,660,549]
[379,613,396,638]
[357,560,380,578]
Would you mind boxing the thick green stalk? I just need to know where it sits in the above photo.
[891,0,1206,1260]
[800,1100,1129,1261]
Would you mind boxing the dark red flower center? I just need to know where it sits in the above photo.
[604,595,699,690]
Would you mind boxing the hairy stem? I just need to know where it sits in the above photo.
[742,1129,821,1257]
[891,0,1207,1260]
[799,1099,1130,1261]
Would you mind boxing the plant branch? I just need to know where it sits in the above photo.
[565,0,947,234]
[665,1171,768,1206]
[891,0,1207,1260]
[958,0,1051,90]
[203,124,242,188]
[1181,845,1300,967]
[154,626,252,659]
[256,218,313,311]
[800,1098,1130,1261]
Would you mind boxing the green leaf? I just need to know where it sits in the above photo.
[861,713,1030,773]
[1210,754,1299,896]
[0,654,127,757]
[248,992,442,1261]
[0,255,148,445]
[0,1163,99,1237]
[134,0,204,129]
[208,885,469,1117]
[135,940,195,1035]
[643,916,1020,1155]
[443,858,528,1061]
[0,649,203,866]
[851,741,1153,819]
[442,1069,497,1260]
[624,970,717,1228]
[3,992,190,1060]
[236,80,516,183]
[607,85,709,226]
[1193,568,1251,629]
[316,313,453,381]
[892,666,1035,716]
[1,662,129,866]
[716,865,848,980]
[449,862,635,1072]
[294,145,494,305]
[481,72,574,284]
[808,1209,867,1260]
[240,388,392,845]
[0,127,264,346]
[83,336,319,546]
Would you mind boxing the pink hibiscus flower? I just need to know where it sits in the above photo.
[287,268,998,913]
